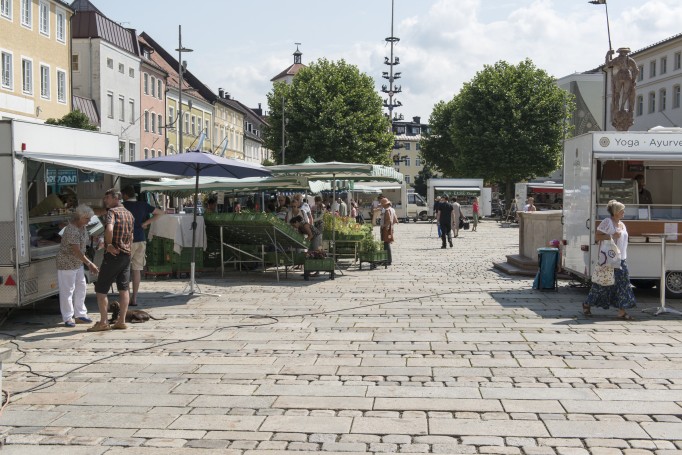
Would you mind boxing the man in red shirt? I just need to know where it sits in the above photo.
[88,189,134,332]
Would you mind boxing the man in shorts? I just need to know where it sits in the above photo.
[122,185,164,306]
[88,189,134,331]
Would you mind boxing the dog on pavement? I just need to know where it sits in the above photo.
[107,300,166,324]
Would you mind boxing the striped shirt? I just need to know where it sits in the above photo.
[106,206,134,255]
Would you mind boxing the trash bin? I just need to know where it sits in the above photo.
[533,247,559,290]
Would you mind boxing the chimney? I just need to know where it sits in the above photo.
[218,88,224,98]
[225,92,230,100]
[413,116,421,124]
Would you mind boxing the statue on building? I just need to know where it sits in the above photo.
[605,47,639,131]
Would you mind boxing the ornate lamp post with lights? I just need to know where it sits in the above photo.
[382,0,402,133]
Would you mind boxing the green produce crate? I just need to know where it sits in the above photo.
[145,264,172,274]
[304,258,335,272]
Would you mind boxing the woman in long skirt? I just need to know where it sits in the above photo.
[583,200,636,319]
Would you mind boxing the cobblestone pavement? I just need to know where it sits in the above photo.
[1,220,681,454]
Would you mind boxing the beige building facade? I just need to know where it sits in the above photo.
[0,0,73,122]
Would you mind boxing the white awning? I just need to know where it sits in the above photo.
[594,152,682,161]
[434,186,480,192]
[19,153,177,179]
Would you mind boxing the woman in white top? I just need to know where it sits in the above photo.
[583,199,636,319]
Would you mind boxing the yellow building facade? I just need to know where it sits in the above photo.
[0,0,73,121]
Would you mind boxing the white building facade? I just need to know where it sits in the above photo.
[71,3,140,162]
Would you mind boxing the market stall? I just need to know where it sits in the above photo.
[268,157,404,275]
[0,120,176,308]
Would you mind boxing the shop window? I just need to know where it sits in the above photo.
[39,2,48,36]
[1,0,12,20]
[20,0,31,27]
[56,70,65,103]
[21,58,32,94]
[1,52,12,89]
[40,64,49,99]
[56,10,65,42]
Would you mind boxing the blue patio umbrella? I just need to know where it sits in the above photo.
[129,150,271,295]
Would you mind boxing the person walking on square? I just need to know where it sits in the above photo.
[472,197,480,232]
[433,196,443,238]
[582,200,636,320]
[451,198,463,238]
[88,189,134,332]
[437,196,454,248]
[57,205,99,327]
[122,185,164,307]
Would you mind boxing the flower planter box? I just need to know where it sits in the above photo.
[359,250,389,270]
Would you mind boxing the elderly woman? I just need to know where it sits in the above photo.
[380,197,398,266]
[56,205,99,327]
[583,199,636,319]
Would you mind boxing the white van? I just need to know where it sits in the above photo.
[407,192,429,222]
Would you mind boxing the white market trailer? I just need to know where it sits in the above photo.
[515,181,563,211]
[562,129,682,298]
[359,181,428,222]
[427,178,492,218]
[0,120,171,308]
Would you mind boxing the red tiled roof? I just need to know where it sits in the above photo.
[270,63,306,82]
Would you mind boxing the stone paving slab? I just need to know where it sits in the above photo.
[2,221,682,452]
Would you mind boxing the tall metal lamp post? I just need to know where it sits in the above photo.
[176,25,193,153]
[589,0,612,130]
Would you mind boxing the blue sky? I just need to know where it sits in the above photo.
[101,0,682,120]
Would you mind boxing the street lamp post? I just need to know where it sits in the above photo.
[176,25,193,153]
[281,94,286,164]
[589,0,612,130]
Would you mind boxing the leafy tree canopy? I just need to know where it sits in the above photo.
[412,163,437,198]
[264,59,394,165]
[45,110,97,130]
[421,59,574,201]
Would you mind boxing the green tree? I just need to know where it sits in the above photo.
[420,99,460,176]
[264,59,394,165]
[45,110,97,130]
[412,163,437,197]
[423,59,573,205]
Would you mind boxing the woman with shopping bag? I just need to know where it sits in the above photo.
[583,200,637,319]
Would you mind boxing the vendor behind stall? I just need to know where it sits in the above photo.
[29,187,78,217]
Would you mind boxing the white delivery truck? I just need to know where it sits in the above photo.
[360,181,428,222]
[515,181,563,211]
[427,178,492,218]
[562,129,682,298]
[0,120,172,308]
